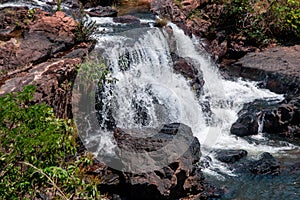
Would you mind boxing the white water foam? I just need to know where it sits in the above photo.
[0,0,50,8]
[83,18,298,175]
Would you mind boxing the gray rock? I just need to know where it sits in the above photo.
[215,149,248,164]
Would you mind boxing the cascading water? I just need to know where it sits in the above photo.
[1,0,299,197]
[91,17,296,159]
[83,16,300,199]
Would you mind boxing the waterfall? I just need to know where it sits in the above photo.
[72,16,297,175]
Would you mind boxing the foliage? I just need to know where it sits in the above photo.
[269,0,300,38]
[0,86,101,199]
[75,16,98,43]
[175,0,183,8]
[219,0,300,46]
[76,58,117,91]
[40,152,101,199]
[27,8,36,19]
[155,17,169,27]
[188,8,201,19]
[56,0,62,11]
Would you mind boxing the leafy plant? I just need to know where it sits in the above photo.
[75,16,98,43]
[56,0,62,11]
[155,17,169,27]
[269,0,300,39]
[218,0,300,46]
[27,8,35,18]
[76,58,117,91]
[0,86,101,199]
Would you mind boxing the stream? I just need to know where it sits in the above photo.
[1,1,299,199]
[86,12,300,200]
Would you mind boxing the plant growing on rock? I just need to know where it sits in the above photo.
[75,16,98,43]
[76,58,117,92]
[155,17,169,27]
[56,0,62,11]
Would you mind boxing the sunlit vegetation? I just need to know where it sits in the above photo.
[0,86,101,199]
[219,0,300,46]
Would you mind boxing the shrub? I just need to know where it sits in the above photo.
[75,16,98,43]
[269,0,300,39]
[219,0,300,46]
[0,85,101,199]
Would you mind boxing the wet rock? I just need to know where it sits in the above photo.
[200,156,212,168]
[61,0,81,9]
[263,96,300,138]
[262,110,284,134]
[226,45,300,95]
[86,6,118,17]
[81,0,113,8]
[228,97,300,139]
[171,53,205,96]
[248,152,280,175]
[290,162,300,174]
[160,122,181,135]
[229,97,300,139]
[113,15,140,24]
[88,123,216,200]
[215,149,248,164]
[230,112,259,137]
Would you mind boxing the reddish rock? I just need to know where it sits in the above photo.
[0,7,29,41]
[0,7,94,118]
[0,8,78,72]
[113,15,140,24]
[0,58,82,118]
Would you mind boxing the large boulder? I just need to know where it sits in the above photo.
[226,45,300,96]
[230,112,259,137]
[263,96,300,138]
[0,9,78,71]
[86,123,218,200]
[0,7,94,118]
[0,58,82,118]
[248,152,280,175]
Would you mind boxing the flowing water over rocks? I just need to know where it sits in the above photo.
[72,10,300,199]
[1,1,299,199]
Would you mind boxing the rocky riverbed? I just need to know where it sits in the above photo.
[0,0,299,199]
